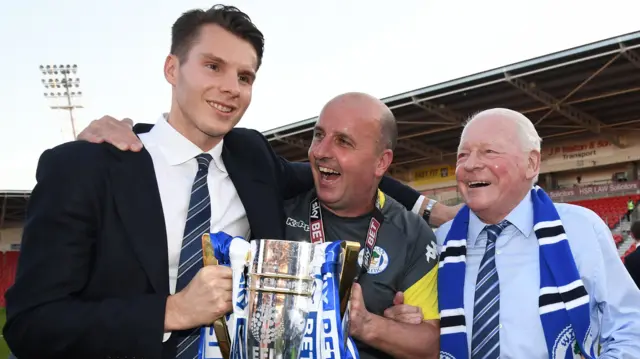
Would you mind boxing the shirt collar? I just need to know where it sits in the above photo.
[468,189,534,246]
[150,114,226,173]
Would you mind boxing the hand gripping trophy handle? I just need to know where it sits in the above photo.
[202,234,232,359]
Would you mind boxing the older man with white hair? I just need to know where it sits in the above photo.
[433,108,640,359]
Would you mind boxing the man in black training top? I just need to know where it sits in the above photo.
[283,92,439,359]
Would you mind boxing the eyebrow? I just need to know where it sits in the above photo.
[200,52,223,62]
[314,125,355,143]
[199,52,257,76]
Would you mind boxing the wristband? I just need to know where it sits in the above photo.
[422,198,438,225]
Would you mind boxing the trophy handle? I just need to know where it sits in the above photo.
[339,241,361,317]
[202,234,232,359]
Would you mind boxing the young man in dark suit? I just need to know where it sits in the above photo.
[625,221,640,289]
[3,5,453,359]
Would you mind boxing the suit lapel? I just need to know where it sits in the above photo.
[223,146,284,240]
[109,148,170,294]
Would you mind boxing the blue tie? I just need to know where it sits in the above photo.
[471,220,510,359]
[175,153,213,359]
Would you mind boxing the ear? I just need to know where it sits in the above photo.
[164,54,179,86]
[375,149,394,177]
[525,150,541,181]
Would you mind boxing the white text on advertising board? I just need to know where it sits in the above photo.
[547,181,639,199]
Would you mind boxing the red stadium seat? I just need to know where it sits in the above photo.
[569,195,635,229]
[0,251,20,307]
[613,234,623,245]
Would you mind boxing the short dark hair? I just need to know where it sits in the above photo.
[171,4,265,69]
[631,221,640,240]
[379,108,398,152]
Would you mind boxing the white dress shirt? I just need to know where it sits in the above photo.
[139,115,250,341]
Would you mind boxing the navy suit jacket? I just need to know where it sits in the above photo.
[3,125,421,359]
[625,246,640,289]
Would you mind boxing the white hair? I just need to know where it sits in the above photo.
[460,108,542,183]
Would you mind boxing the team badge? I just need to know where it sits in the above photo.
[552,325,582,359]
[357,246,389,274]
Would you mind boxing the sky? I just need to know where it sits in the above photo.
[1,0,640,190]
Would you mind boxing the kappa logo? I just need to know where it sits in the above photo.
[286,217,309,232]
[357,246,389,274]
[425,242,437,263]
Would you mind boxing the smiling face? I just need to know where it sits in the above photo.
[308,94,393,217]
[456,111,541,223]
[165,24,257,151]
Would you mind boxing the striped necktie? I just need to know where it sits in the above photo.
[471,220,510,359]
[175,153,213,359]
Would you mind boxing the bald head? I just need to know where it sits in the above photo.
[461,108,541,153]
[309,92,397,217]
[322,92,397,152]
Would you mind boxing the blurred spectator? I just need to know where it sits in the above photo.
[626,197,635,221]
[624,221,640,289]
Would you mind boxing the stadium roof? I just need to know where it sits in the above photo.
[0,191,29,228]
[263,31,640,171]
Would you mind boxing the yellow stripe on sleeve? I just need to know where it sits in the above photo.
[403,265,439,320]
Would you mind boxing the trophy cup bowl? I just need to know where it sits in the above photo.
[245,239,362,359]
[247,239,316,359]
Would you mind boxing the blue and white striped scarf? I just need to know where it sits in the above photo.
[438,186,594,359]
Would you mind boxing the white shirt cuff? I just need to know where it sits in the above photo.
[411,195,426,215]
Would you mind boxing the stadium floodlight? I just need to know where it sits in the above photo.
[39,64,84,139]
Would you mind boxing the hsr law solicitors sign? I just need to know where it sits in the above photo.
[547,181,640,200]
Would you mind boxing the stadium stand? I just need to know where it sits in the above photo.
[1,200,26,302]
[570,195,640,229]
[0,252,18,308]
[1,191,27,357]
[567,194,640,261]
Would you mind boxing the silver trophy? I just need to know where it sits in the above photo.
[247,239,315,359]
[245,239,361,359]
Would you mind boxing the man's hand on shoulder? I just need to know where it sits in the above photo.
[78,115,142,152]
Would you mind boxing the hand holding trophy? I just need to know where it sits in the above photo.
[199,232,362,359]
